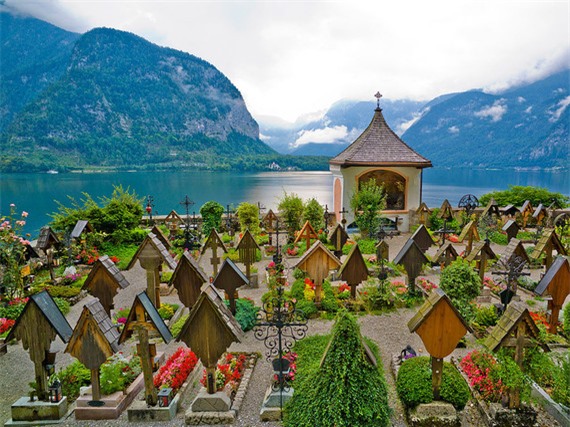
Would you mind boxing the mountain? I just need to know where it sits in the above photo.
[402,70,570,168]
[0,13,277,172]
[0,12,80,129]
[260,99,425,155]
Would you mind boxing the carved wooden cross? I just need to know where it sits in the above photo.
[236,229,260,280]
[295,220,318,251]
[202,229,227,276]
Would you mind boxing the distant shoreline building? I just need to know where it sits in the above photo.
[329,93,432,232]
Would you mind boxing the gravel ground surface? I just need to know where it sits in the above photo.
[0,232,564,426]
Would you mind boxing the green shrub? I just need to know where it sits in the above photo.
[284,311,391,427]
[357,238,377,255]
[236,202,260,235]
[47,285,82,299]
[170,314,188,338]
[158,303,178,320]
[53,297,70,315]
[552,350,570,407]
[303,198,325,232]
[350,179,386,238]
[439,258,481,319]
[228,298,259,332]
[473,304,498,327]
[293,268,306,280]
[563,303,570,338]
[56,360,90,402]
[321,280,339,313]
[200,201,224,236]
[0,301,27,320]
[295,299,317,318]
[397,356,470,410]
[290,278,306,301]
[479,185,569,209]
[278,192,304,240]
[99,354,141,395]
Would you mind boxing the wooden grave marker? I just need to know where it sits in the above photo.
[236,229,261,280]
[118,291,173,406]
[465,240,498,282]
[533,203,547,226]
[534,257,570,334]
[410,224,434,252]
[329,223,349,258]
[71,220,94,241]
[502,219,520,243]
[82,255,130,316]
[171,251,208,309]
[520,200,533,229]
[433,242,458,268]
[501,204,520,218]
[295,241,341,304]
[408,289,472,399]
[416,202,431,226]
[201,229,227,276]
[65,299,119,402]
[376,240,389,265]
[394,239,429,293]
[177,284,243,394]
[164,210,184,232]
[212,258,249,314]
[480,198,500,219]
[438,199,454,221]
[150,225,171,250]
[484,302,549,408]
[36,226,60,252]
[338,243,369,299]
[262,209,278,245]
[294,220,319,252]
[6,291,73,401]
[501,238,530,267]
[530,228,566,270]
[458,220,480,255]
[127,232,177,308]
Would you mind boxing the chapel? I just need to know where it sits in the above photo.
[329,93,432,232]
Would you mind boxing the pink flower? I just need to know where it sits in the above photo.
[16,220,25,227]
[21,211,28,218]
[117,317,127,324]
[9,203,15,207]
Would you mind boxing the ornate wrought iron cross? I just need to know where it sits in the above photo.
[458,194,479,220]
[254,281,308,416]
[225,204,235,235]
[493,255,529,309]
[179,195,195,251]
[323,204,329,230]
[374,225,396,281]
[339,206,349,229]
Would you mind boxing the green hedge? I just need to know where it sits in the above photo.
[396,356,470,409]
[284,311,391,427]
[225,298,259,332]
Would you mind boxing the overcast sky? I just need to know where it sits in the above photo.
[4,0,569,122]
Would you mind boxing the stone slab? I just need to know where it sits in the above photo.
[260,406,282,422]
[127,393,179,422]
[531,381,570,427]
[409,401,460,427]
[191,391,231,412]
[10,396,68,422]
[185,410,236,425]
[261,387,293,408]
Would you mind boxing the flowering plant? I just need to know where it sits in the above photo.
[529,311,550,328]
[286,246,299,256]
[0,317,15,335]
[392,280,407,295]
[200,353,247,393]
[273,351,298,386]
[459,350,503,402]
[0,204,31,299]
[153,347,198,393]
[448,234,460,243]
[75,247,100,265]
[100,352,142,395]
[417,277,438,293]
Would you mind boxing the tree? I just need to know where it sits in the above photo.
[303,198,325,232]
[236,202,260,235]
[200,201,224,236]
[350,180,386,238]
[439,258,481,320]
[479,185,569,208]
[278,192,304,241]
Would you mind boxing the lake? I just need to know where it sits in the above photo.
[1,168,568,237]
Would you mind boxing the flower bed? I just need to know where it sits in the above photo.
[154,347,198,394]
[200,353,248,398]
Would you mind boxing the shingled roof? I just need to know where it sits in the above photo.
[329,107,432,168]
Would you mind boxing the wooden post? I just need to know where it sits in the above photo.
[139,255,161,308]
[137,326,157,406]
[206,366,217,394]
[34,359,49,401]
[91,369,101,402]
[431,357,443,400]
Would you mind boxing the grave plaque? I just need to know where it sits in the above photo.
[295,241,341,304]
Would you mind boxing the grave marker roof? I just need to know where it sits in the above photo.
[531,228,566,260]
[36,226,60,251]
[170,251,208,308]
[71,220,93,239]
[118,291,173,345]
[127,232,177,270]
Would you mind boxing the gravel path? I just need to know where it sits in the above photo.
[0,231,564,426]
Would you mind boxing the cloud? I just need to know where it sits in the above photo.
[517,96,526,103]
[397,109,428,134]
[292,125,348,148]
[259,133,271,141]
[524,106,533,114]
[448,126,460,134]
[548,95,570,122]
[474,100,508,122]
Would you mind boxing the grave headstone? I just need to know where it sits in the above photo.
[212,258,249,314]
[294,241,341,304]
[338,244,369,298]
[201,229,227,276]
[394,239,429,293]
[534,257,570,334]
[171,251,208,309]
[82,255,130,316]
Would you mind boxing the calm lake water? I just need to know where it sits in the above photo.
[1,168,568,238]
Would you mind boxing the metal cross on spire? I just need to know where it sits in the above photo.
[374,91,383,109]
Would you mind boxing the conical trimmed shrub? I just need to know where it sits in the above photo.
[284,311,391,427]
